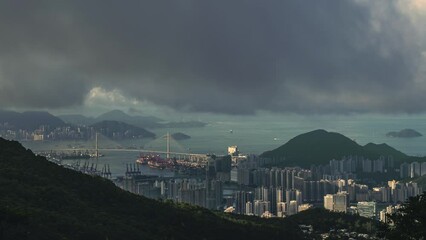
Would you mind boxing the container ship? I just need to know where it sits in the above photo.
[136,154,176,169]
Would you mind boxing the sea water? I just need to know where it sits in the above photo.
[21,114,426,176]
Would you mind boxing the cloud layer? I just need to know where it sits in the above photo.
[1,0,425,114]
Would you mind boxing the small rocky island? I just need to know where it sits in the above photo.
[171,132,191,140]
[386,129,422,138]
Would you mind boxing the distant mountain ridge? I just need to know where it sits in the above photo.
[59,110,163,127]
[58,114,96,126]
[90,120,155,139]
[171,132,191,140]
[59,110,206,129]
[0,110,65,130]
[96,110,163,124]
[261,129,412,168]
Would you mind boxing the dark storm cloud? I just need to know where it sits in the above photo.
[0,0,425,114]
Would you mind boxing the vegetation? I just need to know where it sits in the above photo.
[0,137,391,239]
[0,138,304,240]
[383,192,426,239]
[261,129,418,168]
[288,208,381,234]
[362,142,406,159]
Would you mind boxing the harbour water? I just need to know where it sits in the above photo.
[21,114,426,176]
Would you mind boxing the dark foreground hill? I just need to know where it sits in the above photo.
[0,138,305,240]
[261,129,411,168]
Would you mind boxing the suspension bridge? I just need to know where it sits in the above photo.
[35,132,209,160]
[34,132,210,178]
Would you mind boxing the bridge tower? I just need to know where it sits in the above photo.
[95,132,99,160]
[166,132,171,159]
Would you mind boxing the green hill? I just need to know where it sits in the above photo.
[0,138,305,240]
[363,142,407,159]
[261,129,410,168]
[288,208,381,235]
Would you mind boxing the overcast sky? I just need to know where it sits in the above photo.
[1,0,426,115]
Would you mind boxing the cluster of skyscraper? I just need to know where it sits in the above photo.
[120,155,231,210]
[400,161,426,178]
[232,154,422,219]
[306,155,395,181]
[118,146,424,221]
[322,179,421,219]
[234,187,310,217]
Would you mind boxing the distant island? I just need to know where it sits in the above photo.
[386,129,422,138]
[171,132,191,140]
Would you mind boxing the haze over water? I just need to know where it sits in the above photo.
[22,113,426,177]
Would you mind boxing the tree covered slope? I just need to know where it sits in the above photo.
[0,138,303,240]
